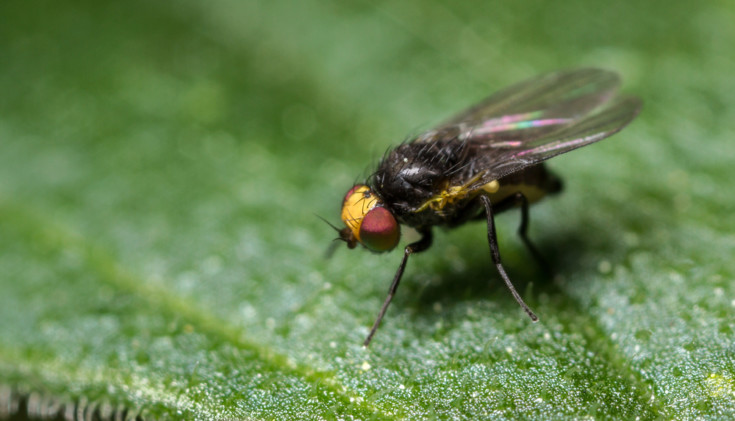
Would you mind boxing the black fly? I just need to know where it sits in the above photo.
[335,68,641,346]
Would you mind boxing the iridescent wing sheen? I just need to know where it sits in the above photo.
[468,95,642,183]
[423,68,641,187]
[442,68,622,132]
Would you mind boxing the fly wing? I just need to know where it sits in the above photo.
[467,94,642,184]
[424,68,641,189]
[442,68,622,132]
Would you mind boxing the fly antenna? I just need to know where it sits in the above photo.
[316,214,347,258]
[315,214,342,233]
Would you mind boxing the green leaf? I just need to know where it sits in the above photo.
[1,0,734,419]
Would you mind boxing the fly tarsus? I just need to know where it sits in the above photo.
[363,229,433,347]
[480,195,539,322]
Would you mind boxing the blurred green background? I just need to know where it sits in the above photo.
[1,0,734,419]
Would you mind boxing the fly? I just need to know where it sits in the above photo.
[334,68,642,346]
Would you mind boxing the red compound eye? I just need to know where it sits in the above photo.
[359,206,400,252]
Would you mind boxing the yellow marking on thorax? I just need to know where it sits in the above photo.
[414,173,500,213]
[414,176,549,215]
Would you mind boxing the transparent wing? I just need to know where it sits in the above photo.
[417,68,641,187]
[466,94,642,184]
[442,68,622,132]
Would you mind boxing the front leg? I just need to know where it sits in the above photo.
[363,229,433,347]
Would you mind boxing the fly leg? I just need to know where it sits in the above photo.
[363,229,433,347]
[479,195,539,322]
[513,192,550,273]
